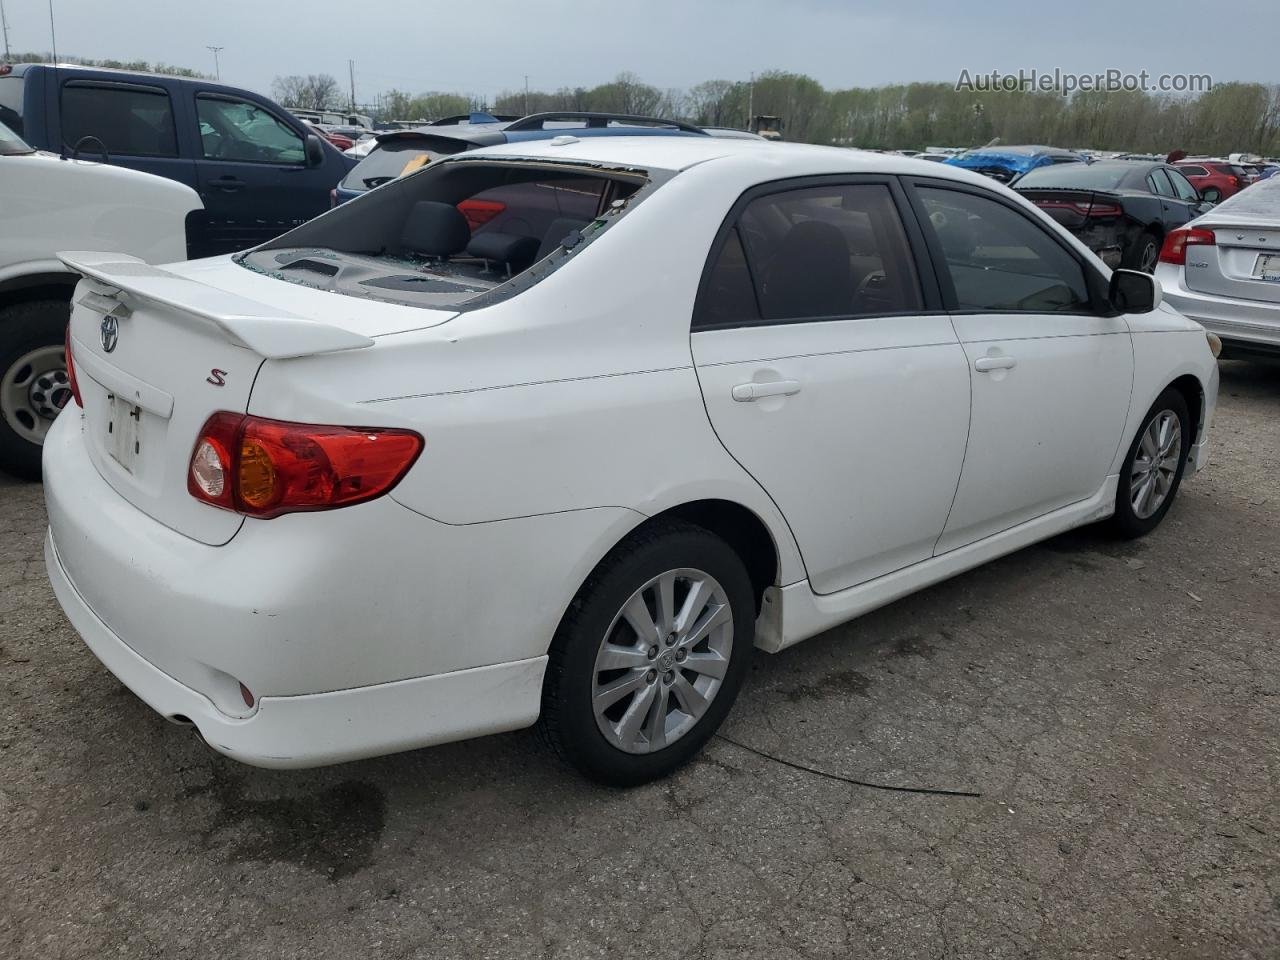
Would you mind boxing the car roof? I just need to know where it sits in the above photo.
[446,135,995,181]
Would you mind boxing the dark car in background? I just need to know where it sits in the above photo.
[1015,160,1213,271]
[944,144,1084,183]
[333,111,710,205]
[0,63,356,257]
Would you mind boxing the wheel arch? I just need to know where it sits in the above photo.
[1168,372,1205,442]
[0,271,79,311]
[652,499,780,615]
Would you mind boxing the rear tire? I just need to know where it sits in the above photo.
[538,519,755,786]
[1126,229,1161,273]
[0,299,72,481]
[1110,388,1191,538]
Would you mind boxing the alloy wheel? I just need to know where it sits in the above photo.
[591,568,734,755]
[1130,409,1181,519]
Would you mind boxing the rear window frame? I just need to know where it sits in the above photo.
[239,155,668,313]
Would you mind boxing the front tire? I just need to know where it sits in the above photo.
[1111,388,1191,538]
[0,299,72,481]
[539,520,755,786]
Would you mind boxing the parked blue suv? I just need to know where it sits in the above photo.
[333,112,710,205]
[0,63,356,257]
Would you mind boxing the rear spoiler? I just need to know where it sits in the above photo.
[58,252,374,359]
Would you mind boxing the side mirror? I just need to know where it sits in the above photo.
[1194,200,1216,215]
[1200,186,1221,203]
[1110,268,1162,314]
[304,134,325,168]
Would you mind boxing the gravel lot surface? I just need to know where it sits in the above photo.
[1,360,1277,959]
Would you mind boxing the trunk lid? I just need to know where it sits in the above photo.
[1182,222,1280,305]
[1183,181,1280,304]
[60,251,403,545]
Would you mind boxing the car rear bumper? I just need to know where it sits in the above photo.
[1159,274,1280,354]
[46,526,544,768]
[41,408,633,767]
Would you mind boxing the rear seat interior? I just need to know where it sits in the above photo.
[399,199,591,280]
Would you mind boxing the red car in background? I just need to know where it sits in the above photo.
[1174,159,1252,202]
[305,122,355,152]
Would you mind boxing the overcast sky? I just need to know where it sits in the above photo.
[3,0,1274,102]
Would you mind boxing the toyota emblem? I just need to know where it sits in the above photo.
[100,314,118,353]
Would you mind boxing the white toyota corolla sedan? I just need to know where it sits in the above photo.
[45,137,1219,785]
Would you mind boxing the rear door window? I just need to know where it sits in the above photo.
[703,183,923,325]
[1146,168,1175,197]
[61,81,178,157]
[1178,165,1207,177]
[917,186,1091,314]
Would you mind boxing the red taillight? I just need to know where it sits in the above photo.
[64,326,83,408]
[1033,199,1122,218]
[457,198,507,231]
[188,413,423,519]
[1159,227,1216,266]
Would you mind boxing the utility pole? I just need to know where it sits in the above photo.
[1,1,11,61]
[206,45,223,81]
[524,74,529,115]
[348,59,356,113]
[748,71,755,129]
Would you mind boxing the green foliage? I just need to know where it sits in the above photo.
[5,51,209,79]
[488,72,1280,156]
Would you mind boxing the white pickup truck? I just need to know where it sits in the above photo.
[0,120,200,478]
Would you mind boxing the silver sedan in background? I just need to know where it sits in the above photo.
[1157,176,1280,357]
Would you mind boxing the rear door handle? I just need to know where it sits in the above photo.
[731,379,801,402]
[974,356,1017,373]
[209,177,246,191]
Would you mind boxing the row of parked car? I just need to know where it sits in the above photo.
[933,144,1278,273]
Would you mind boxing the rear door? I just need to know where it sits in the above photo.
[54,76,197,189]
[691,177,971,594]
[906,181,1133,553]
[191,92,333,254]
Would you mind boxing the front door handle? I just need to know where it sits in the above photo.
[731,379,801,402]
[974,356,1017,373]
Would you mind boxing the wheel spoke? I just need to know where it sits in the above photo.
[615,680,659,745]
[682,650,729,680]
[642,683,670,750]
[594,669,648,712]
[596,643,652,672]
[679,602,731,650]
[621,592,661,647]
[654,572,676,637]
[671,674,709,717]
[673,576,714,636]
[1141,427,1158,459]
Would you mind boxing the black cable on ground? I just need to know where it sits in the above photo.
[714,733,983,798]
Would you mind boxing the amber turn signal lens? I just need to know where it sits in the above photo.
[237,439,280,511]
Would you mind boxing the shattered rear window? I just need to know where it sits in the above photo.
[239,157,662,310]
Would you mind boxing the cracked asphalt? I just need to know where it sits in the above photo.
[2,360,1278,959]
